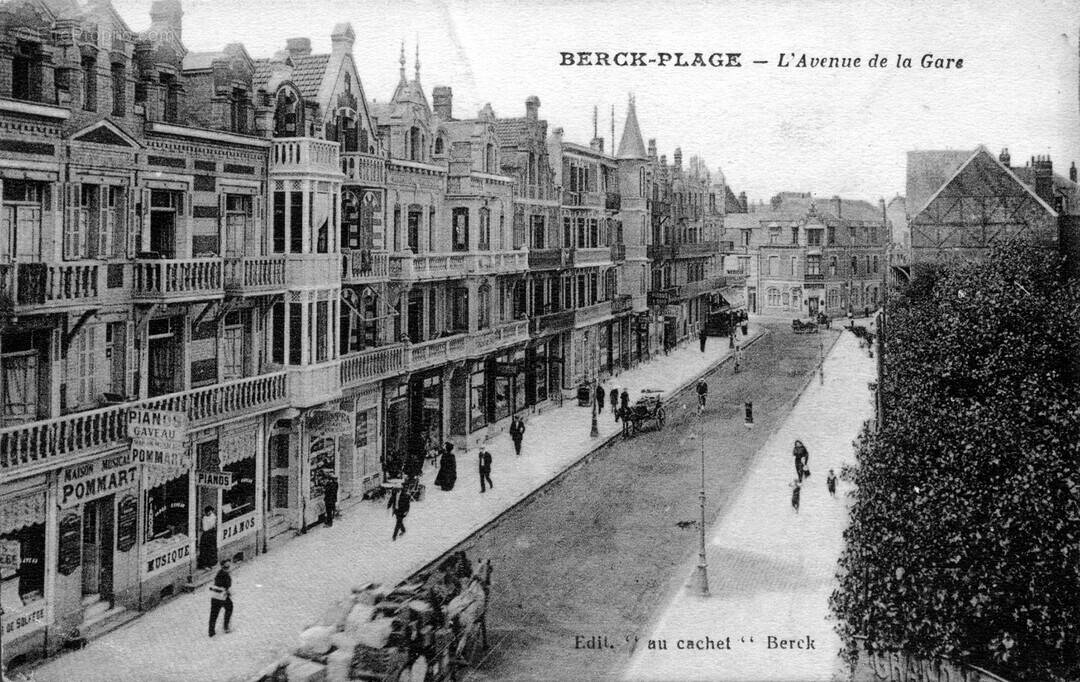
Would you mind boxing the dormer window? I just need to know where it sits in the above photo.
[159,73,178,123]
[12,41,44,102]
[230,87,248,134]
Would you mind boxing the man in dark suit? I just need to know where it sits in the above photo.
[392,487,410,540]
[208,560,233,637]
[322,472,339,527]
[479,448,493,493]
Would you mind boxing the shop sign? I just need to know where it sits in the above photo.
[219,511,258,545]
[116,495,138,553]
[307,409,351,435]
[128,408,188,459]
[647,291,670,308]
[196,470,234,489]
[60,454,141,507]
[0,539,20,571]
[494,361,524,377]
[2,602,46,642]
[144,538,192,577]
[57,513,81,576]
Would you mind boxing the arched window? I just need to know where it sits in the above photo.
[478,283,491,329]
[409,126,421,161]
[434,136,444,155]
[273,88,303,137]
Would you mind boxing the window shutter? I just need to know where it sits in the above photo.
[140,188,151,255]
[218,192,227,257]
[125,320,136,398]
[97,186,109,258]
[64,182,80,260]
[253,192,264,256]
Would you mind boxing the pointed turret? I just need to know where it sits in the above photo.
[617,94,647,159]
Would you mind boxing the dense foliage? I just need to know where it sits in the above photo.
[830,241,1080,681]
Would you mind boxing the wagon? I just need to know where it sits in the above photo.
[621,389,666,435]
[791,319,818,334]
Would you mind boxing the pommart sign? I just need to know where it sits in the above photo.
[128,408,188,464]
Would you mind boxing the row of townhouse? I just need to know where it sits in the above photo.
[0,0,742,665]
[724,193,891,317]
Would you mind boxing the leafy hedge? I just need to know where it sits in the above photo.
[830,241,1080,681]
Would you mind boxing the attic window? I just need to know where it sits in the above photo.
[12,41,44,102]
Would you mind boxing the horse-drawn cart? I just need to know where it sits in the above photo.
[621,389,666,435]
[791,319,819,334]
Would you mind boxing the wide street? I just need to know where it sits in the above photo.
[453,320,844,681]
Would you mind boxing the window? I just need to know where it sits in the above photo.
[639,167,645,197]
[827,226,836,245]
[273,89,301,137]
[782,291,790,307]
[530,215,545,249]
[478,208,491,250]
[67,325,97,409]
[767,288,781,307]
[221,456,256,523]
[225,194,252,258]
[434,137,444,155]
[145,473,189,541]
[159,73,178,123]
[873,255,879,273]
[81,56,97,111]
[316,300,329,363]
[3,180,45,261]
[485,144,496,173]
[0,518,45,607]
[576,217,586,248]
[289,192,303,253]
[449,288,468,332]
[807,229,822,247]
[850,256,858,275]
[563,217,572,248]
[111,63,125,116]
[288,302,302,365]
[230,87,248,134]
[271,301,285,365]
[12,41,44,102]
[790,227,798,245]
[478,284,491,329]
[768,256,779,276]
[222,312,244,380]
[470,367,487,431]
[452,208,469,251]
[589,218,599,247]
[407,208,421,253]
[829,256,838,276]
[768,226,781,245]
[828,288,841,310]
[790,257,797,276]
[273,192,286,253]
[640,216,646,245]
[429,207,436,251]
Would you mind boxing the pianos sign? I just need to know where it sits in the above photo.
[128,408,188,467]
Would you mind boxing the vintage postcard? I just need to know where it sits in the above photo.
[0,0,1077,680]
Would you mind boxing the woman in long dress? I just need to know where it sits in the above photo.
[435,442,458,491]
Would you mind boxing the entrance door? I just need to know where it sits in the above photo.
[149,211,175,258]
[808,297,819,315]
[748,290,757,313]
[81,495,115,601]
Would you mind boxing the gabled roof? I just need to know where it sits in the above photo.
[617,96,647,159]
[183,51,224,71]
[70,119,142,148]
[492,118,532,147]
[252,54,330,100]
[905,149,975,217]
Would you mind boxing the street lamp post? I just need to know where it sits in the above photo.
[587,330,599,438]
[691,431,709,596]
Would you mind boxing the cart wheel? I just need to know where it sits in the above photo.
[656,408,666,427]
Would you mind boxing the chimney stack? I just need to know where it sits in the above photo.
[591,137,605,153]
[738,191,748,212]
[1070,161,1077,183]
[525,96,540,122]
[433,86,453,119]
[647,138,657,159]
[286,38,312,57]
[999,148,1011,167]
[673,147,682,169]
[330,23,355,55]
[660,154,667,167]
[1033,155,1054,205]
[149,0,183,41]
[833,195,842,218]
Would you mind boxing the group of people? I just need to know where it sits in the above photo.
[591,383,633,422]
[788,439,838,513]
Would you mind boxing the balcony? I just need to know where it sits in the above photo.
[224,256,286,294]
[0,262,111,310]
[527,248,565,270]
[563,191,602,207]
[467,320,530,357]
[271,137,341,176]
[610,243,626,262]
[389,253,468,281]
[133,258,224,302]
[514,184,556,202]
[678,276,728,300]
[409,334,467,372]
[568,247,611,267]
[804,273,825,284]
[647,244,674,260]
[340,151,387,185]
[529,308,575,336]
[340,343,408,389]
[574,301,613,328]
[605,192,621,211]
[465,251,529,275]
[287,361,342,409]
[446,174,513,196]
[0,372,288,474]
[342,250,389,283]
[611,294,633,315]
[674,241,719,258]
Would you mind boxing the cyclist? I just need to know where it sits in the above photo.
[696,379,708,413]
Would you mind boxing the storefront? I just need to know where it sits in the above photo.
[140,457,192,607]
[526,339,561,405]
[383,380,409,476]
[302,407,349,528]
[488,348,525,424]
[468,362,487,433]
[339,386,381,500]
[210,424,261,566]
[1,480,48,666]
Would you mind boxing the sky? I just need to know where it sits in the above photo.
[112,0,1080,203]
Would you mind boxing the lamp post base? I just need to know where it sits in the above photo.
[691,563,710,596]
[590,415,599,438]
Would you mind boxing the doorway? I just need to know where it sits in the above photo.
[808,297,819,316]
[81,495,115,602]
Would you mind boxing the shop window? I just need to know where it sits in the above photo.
[222,456,256,523]
[145,474,189,541]
[1,520,45,609]
[470,368,487,431]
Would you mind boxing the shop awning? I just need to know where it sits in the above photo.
[145,465,188,489]
[0,492,46,535]
[716,287,746,310]
[220,424,259,466]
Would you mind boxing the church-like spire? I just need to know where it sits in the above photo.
[617,94,647,159]
[415,39,421,81]
[398,40,406,84]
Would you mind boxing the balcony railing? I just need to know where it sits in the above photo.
[389,253,468,281]
[804,273,825,283]
[605,192,621,211]
[563,191,602,207]
[514,184,556,201]
[0,372,288,473]
[678,276,728,300]
[673,241,719,258]
[647,244,674,260]
[340,343,407,388]
[568,247,611,267]
[342,250,389,282]
[224,256,286,293]
[0,262,105,308]
[410,335,468,371]
[133,258,224,301]
[467,320,529,356]
[271,137,341,175]
[341,151,387,185]
[610,243,626,261]
[575,301,612,328]
[527,248,565,270]
[465,251,528,275]
[611,294,633,314]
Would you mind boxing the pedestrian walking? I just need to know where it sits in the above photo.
[826,469,837,497]
[322,471,338,527]
[620,388,630,422]
[478,447,493,493]
[609,387,619,417]
[792,440,810,482]
[699,325,708,352]
[208,560,233,637]
[198,506,218,570]
[595,384,606,411]
[509,416,525,455]
[392,486,411,540]
[696,379,708,413]
[790,479,802,513]
[733,344,743,374]
[434,442,457,491]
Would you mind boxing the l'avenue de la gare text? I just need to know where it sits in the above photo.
[559,52,963,69]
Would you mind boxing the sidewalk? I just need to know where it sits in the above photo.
[29,327,764,682]
[622,331,875,681]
